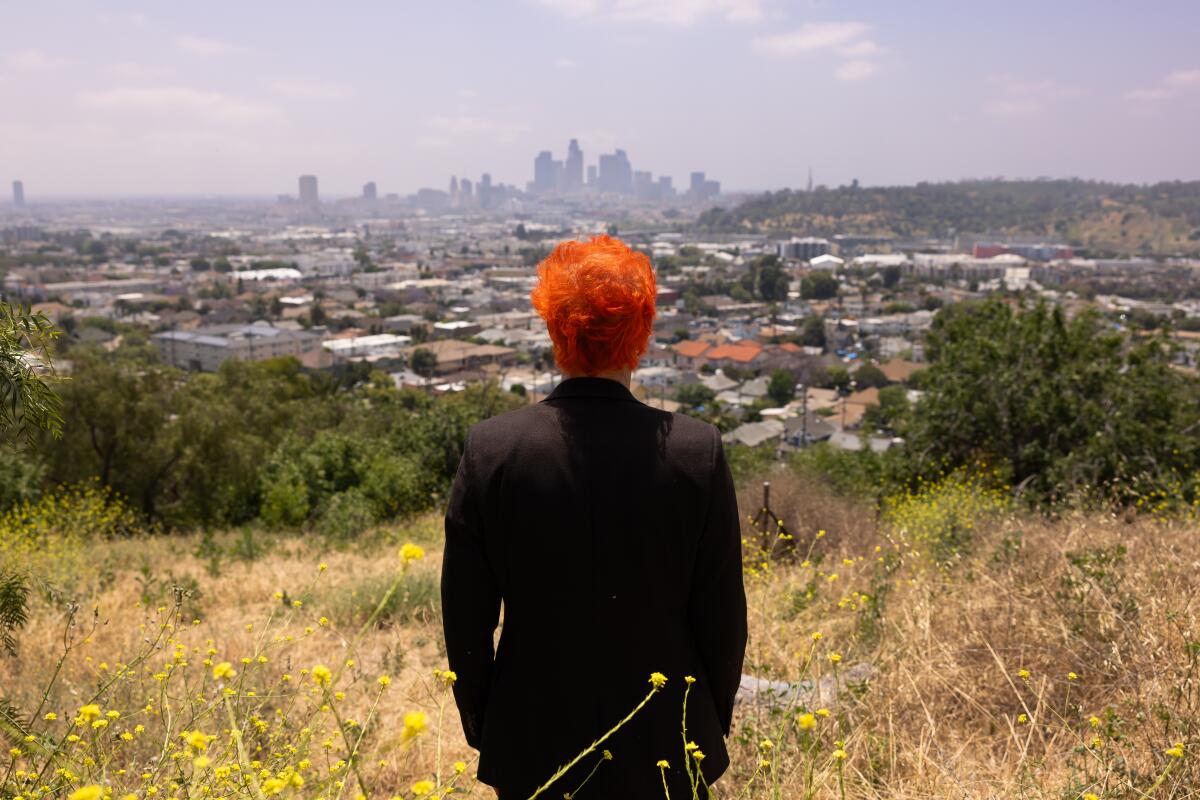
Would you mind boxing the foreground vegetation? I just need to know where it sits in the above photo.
[2,468,1199,799]
[3,297,1200,797]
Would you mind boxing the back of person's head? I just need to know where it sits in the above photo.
[530,235,657,375]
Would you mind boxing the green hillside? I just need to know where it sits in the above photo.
[697,179,1200,257]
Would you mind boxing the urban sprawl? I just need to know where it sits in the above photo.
[5,144,1200,454]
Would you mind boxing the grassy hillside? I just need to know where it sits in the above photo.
[2,469,1198,799]
[698,179,1200,257]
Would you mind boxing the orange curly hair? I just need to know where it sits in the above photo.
[530,235,657,375]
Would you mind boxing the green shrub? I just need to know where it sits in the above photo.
[317,489,377,542]
[324,570,440,628]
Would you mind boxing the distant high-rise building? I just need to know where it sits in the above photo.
[565,139,584,190]
[688,171,720,202]
[479,173,493,208]
[533,151,557,193]
[657,176,674,197]
[587,165,597,186]
[633,170,655,200]
[460,178,473,205]
[362,181,377,201]
[12,180,25,208]
[449,176,459,203]
[298,175,319,205]
[807,167,813,193]
[598,149,633,194]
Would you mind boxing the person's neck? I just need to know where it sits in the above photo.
[564,369,632,389]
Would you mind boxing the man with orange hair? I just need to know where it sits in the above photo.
[442,235,747,798]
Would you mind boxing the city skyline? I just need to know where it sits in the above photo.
[2,1,1199,196]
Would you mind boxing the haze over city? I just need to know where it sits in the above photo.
[3,0,1199,197]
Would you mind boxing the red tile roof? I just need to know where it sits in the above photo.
[705,343,763,363]
[673,340,711,358]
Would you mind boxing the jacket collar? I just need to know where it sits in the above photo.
[544,377,639,403]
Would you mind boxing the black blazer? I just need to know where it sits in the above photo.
[441,377,747,798]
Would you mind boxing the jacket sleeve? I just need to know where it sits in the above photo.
[688,428,748,735]
[441,430,501,749]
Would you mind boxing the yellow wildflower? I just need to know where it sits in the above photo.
[399,543,425,564]
[649,672,667,690]
[312,665,332,686]
[402,711,429,740]
[412,780,436,796]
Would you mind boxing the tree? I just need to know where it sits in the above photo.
[824,365,851,392]
[411,348,438,378]
[0,302,62,444]
[800,315,826,349]
[901,299,1200,504]
[675,382,716,411]
[752,254,790,302]
[767,369,796,406]
[864,384,909,433]
[852,363,889,389]
[800,272,839,300]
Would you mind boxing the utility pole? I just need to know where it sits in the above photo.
[798,381,807,447]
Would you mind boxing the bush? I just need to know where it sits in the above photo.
[316,489,378,542]
[324,569,440,628]
[900,299,1200,506]
[0,482,144,586]
[882,471,1011,568]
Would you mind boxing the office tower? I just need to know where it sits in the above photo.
[807,167,813,193]
[533,151,556,193]
[362,181,377,201]
[657,175,674,197]
[587,165,597,186]
[565,139,583,190]
[633,170,654,200]
[12,181,25,208]
[461,178,473,205]
[449,176,459,204]
[597,149,633,194]
[688,171,719,201]
[534,152,564,193]
[298,175,319,205]
[479,173,492,208]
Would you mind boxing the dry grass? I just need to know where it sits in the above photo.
[3,474,1200,799]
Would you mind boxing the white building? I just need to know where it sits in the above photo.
[323,333,413,361]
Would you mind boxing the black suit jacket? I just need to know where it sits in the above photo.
[441,377,747,798]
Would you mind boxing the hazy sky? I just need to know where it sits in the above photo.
[2,0,1199,197]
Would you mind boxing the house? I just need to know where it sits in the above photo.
[879,359,925,383]
[672,339,711,367]
[740,377,770,400]
[703,341,766,370]
[700,371,739,393]
[783,414,835,447]
[401,339,518,375]
[846,386,880,406]
[809,254,845,271]
[723,419,785,448]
